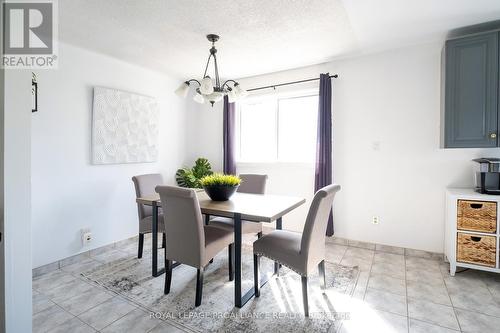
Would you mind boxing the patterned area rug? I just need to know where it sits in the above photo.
[81,246,359,333]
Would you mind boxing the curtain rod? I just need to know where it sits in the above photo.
[246,74,338,92]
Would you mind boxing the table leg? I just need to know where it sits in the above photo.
[234,213,278,308]
[274,217,282,275]
[234,213,243,307]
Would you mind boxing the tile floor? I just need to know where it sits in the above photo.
[32,236,500,333]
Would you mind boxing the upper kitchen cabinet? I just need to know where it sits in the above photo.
[444,31,499,148]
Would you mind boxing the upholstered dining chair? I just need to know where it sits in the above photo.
[155,185,234,307]
[253,184,341,317]
[132,174,166,259]
[209,174,268,237]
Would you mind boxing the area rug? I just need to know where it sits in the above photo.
[81,246,359,333]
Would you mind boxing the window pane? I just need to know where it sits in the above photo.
[239,100,277,162]
[278,95,318,163]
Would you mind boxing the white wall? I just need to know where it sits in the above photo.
[186,42,500,253]
[31,43,187,268]
[3,70,32,332]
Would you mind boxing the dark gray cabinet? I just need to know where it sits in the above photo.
[444,32,499,148]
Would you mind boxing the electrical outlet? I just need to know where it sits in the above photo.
[372,216,380,225]
[81,228,92,245]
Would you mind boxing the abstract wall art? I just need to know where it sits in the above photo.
[91,87,159,164]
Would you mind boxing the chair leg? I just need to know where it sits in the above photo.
[301,276,309,317]
[195,268,204,307]
[228,243,235,281]
[254,254,260,297]
[137,233,144,259]
[257,231,263,239]
[161,233,166,249]
[164,259,173,294]
[318,260,326,292]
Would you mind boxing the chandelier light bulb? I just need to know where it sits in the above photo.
[200,76,214,95]
[233,84,248,99]
[174,82,190,98]
[193,93,205,104]
[227,89,237,103]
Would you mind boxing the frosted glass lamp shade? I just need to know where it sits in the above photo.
[227,89,237,103]
[233,84,248,99]
[193,93,205,104]
[174,82,190,98]
[207,92,223,104]
[200,76,214,94]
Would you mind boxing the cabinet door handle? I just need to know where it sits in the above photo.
[470,236,482,242]
[470,203,483,209]
[490,133,497,139]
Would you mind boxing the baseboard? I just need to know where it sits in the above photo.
[32,235,139,278]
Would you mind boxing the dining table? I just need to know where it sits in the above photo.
[136,189,306,308]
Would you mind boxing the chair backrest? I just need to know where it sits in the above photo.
[132,174,164,220]
[238,174,268,194]
[155,185,204,268]
[300,184,341,271]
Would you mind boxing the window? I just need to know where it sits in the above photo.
[236,93,318,163]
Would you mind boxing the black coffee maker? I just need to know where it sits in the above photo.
[473,158,500,194]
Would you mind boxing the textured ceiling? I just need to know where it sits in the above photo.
[60,0,500,79]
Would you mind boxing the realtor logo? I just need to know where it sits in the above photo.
[2,0,58,68]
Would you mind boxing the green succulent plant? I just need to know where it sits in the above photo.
[175,158,213,188]
[200,173,241,187]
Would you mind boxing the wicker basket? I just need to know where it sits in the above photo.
[457,200,497,233]
[456,233,496,267]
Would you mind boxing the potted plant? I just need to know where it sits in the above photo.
[175,158,213,188]
[200,173,241,201]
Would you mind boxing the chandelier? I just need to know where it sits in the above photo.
[174,34,248,107]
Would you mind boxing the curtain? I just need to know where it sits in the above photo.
[315,73,334,236]
[223,95,236,174]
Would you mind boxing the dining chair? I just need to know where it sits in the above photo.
[209,174,268,237]
[253,184,341,316]
[132,174,166,259]
[156,185,234,307]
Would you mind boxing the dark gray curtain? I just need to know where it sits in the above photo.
[223,95,236,174]
[315,73,334,236]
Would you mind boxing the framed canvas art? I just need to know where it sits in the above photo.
[92,87,159,164]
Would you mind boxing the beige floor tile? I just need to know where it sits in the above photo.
[409,318,459,333]
[446,285,500,317]
[340,309,407,333]
[407,280,451,306]
[148,321,188,333]
[33,270,77,293]
[78,297,136,330]
[370,261,405,279]
[373,252,405,265]
[408,298,459,330]
[344,247,375,260]
[364,288,407,316]
[455,308,500,333]
[44,278,95,304]
[33,304,74,333]
[47,317,96,333]
[367,274,406,295]
[57,287,114,316]
[101,308,162,333]
[33,292,56,314]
